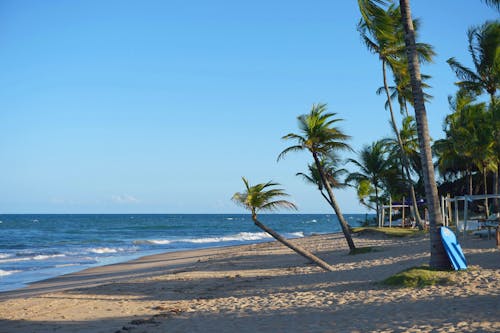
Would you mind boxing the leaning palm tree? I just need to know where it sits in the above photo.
[232,177,334,271]
[278,103,356,250]
[399,0,449,269]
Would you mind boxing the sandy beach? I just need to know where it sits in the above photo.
[0,232,498,333]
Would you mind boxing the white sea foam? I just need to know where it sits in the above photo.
[133,239,172,245]
[89,247,120,254]
[0,269,20,277]
[0,257,31,263]
[289,232,305,238]
[0,254,11,259]
[186,232,273,244]
[55,263,79,268]
[33,254,66,260]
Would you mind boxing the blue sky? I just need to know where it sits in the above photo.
[0,0,497,214]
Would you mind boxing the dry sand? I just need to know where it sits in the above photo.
[0,232,498,333]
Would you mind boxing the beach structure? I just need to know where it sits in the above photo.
[379,197,426,228]
[442,194,500,240]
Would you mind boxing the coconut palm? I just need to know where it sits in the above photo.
[278,103,356,250]
[347,140,396,225]
[448,20,500,211]
[447,21,500,104]
[357,2,433,229]
[482,0,500,11]
[399,0,449,269]
[232,177,334,271]
[296,154,349,207]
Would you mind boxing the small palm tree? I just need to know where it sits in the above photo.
[347,140,394,224]
[296,154,349,207]
[232,177,334,271]
[278,103,356,250]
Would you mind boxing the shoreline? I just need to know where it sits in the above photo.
[0,232,499,332]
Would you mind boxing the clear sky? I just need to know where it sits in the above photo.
[0,0,497,214]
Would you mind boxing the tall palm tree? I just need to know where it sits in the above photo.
[232,177,334,271]
[278,104,356,250]
[399,0,449,269]
[358,3,433,230]
[448,20,500,211]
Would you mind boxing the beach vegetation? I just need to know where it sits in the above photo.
[278,104,356,251]
[382,266,455,288]
[446,20,500,212]
[351,227,424,237]
[232,177,335,271]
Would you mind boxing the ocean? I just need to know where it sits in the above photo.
[0,214,370,292]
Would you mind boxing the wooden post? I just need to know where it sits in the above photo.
[496,226,499,248]
[402,197,406,228]
[447,194,452,227]
[454,198,459,228]
[464,197,468,238]
[389,197,392,228]
[381,207,385,228]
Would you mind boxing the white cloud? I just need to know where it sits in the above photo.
[111,194,140,204]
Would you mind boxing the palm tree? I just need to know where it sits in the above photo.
[232,177,334,271]
[447,21,500,104]
[347,140,395,225]
[448,20,500,211]
[296,153,349,207]
[482,0,500,11]
[399,0,449,269]
[278,103,356,250]
[357,2,433,230]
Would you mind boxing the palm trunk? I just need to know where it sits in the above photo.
[382,60,424,230]
[312,152,356,250]
[483,167,490,218]
[399,0,449,269]
[467,169,473,196]
[251,214,334,272]
[495,167,499,213]
[375,185,380,226]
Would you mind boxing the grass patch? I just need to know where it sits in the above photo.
[349,246,376,255]
[382,266,455,288]
[351,227,425,237]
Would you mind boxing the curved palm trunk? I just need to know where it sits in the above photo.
[400,0,449,269]
[382,60,424,230]
[312,152,356,250]
[251,214,334,272]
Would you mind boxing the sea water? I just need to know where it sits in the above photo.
[0,214,369,292]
